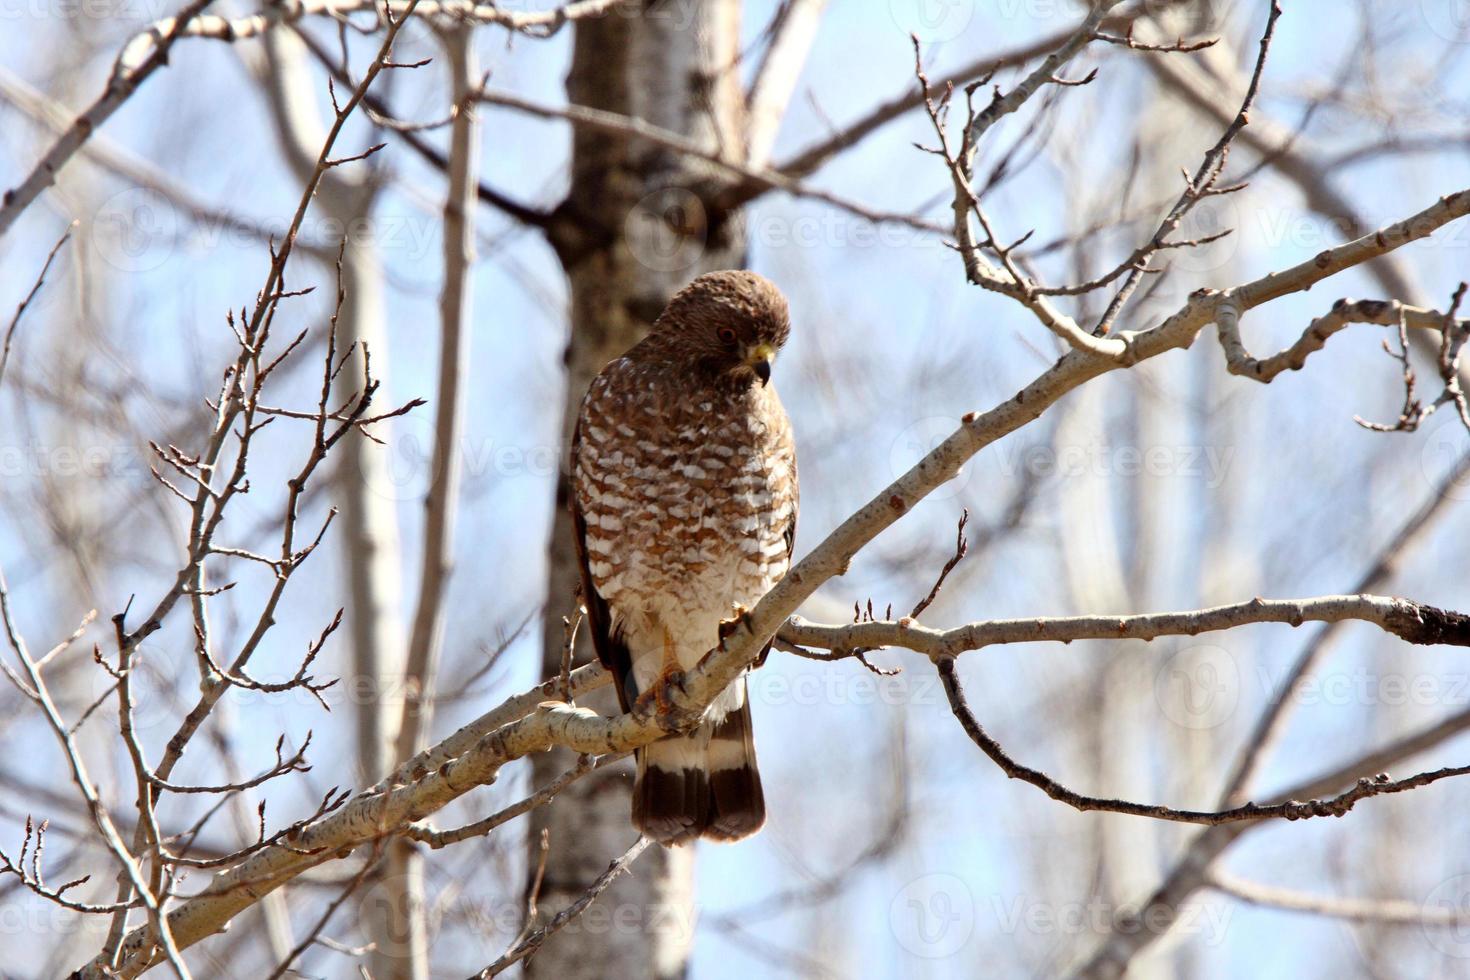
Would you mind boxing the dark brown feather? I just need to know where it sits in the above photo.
[569,417,636,712]
[705,696,765,841]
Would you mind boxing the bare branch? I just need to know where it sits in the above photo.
[470,836,651,978]
[938,656,1470,827]
[0,225,72,390]
[0,0,216,237]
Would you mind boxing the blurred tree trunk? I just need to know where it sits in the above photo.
[529,3,746,977]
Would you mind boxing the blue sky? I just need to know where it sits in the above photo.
[4,1,1470,977]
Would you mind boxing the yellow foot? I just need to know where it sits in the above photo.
[718,603,750,642]
[633,665,686,721]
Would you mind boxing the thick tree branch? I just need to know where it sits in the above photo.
[783,594,1470,659]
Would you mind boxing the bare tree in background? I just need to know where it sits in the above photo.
[2,1,1470,978]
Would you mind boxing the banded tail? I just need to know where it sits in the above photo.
[632,681,764,846]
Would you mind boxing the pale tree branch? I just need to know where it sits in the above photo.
[122,0,630,49]
[1216,297,1470,382]
[395,26,480,763]
[0,0,216,237]
[783,593,1470,659]
[744,0,829,171]
[377,25,479,979]
[1205,870,1470,926]
[404,752,626,850]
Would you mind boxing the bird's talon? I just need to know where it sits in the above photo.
[719,604,749,641]
[657,669,686,710]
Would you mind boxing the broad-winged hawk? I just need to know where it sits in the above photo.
[571,270,798,845]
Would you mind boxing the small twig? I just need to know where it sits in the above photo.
[909,510,970,620]
[0,224,72,391]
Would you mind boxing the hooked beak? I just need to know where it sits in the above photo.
[747,343,775,386]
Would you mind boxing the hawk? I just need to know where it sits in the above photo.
[571,270,798,846]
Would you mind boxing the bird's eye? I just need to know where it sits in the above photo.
[717,327,737,345]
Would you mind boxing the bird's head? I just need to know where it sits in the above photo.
[651,270,791,388]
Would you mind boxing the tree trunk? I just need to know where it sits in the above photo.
[528,4,746,977]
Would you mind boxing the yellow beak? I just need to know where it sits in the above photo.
[747,343,775,385]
